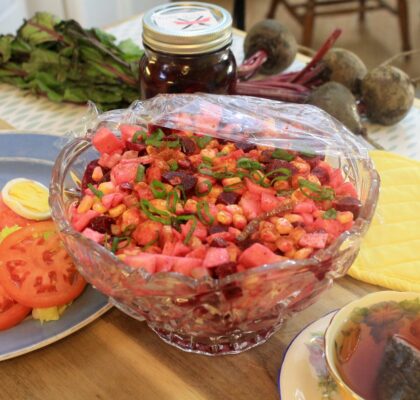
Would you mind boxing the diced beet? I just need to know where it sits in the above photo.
[87,216,114,234]
[259,150,274,163]
[216,191,240,205]
[266,159,296,177]
[125,141,146,153]
[212,262,237,279]
[162,171,197,193]
[311,166,329,185]
[333,196,362,218]
[300,154,324,168]
[222,283,243,300]
[210,237,229,248]
[233,141,256,152]
[82,159,100,190]
[208,225,228,235]
[180,136,197,155]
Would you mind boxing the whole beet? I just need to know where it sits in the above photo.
[244,20,297,75]
[361,65,415,125]
[323,48,367,94]
[307,82,364,135]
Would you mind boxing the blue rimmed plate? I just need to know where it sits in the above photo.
[0,132,111,361]
[278,310,342,400]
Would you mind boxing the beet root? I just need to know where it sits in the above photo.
[307,82,364,135]
[361,65,415,126]
[244,20,297,75]
[323,48,367,94]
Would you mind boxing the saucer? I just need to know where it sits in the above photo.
[278,310,341,400]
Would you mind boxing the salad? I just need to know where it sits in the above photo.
[0,179,86,331]
[70,117,362,279]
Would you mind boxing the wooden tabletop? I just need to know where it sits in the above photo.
[0,16,411,400]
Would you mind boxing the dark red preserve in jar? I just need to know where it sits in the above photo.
[140,2,237,99]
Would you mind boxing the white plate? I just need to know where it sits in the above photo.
[0,132,111,361]
[279,310,342,400]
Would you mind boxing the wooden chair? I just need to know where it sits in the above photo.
[266,0,411,51]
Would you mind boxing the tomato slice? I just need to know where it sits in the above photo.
[0,195,33,229]
[0,221,86,308]
[0,284,31,331]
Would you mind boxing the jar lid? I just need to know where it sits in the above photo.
[142,2,232,55]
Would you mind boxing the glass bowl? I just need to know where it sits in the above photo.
[49,100,380,356]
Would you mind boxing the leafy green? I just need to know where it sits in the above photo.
[0,12,142,110]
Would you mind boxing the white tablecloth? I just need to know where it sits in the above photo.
[0,15,419,159]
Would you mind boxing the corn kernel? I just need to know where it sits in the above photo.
[273,180,290,192]
[289,227,306,244]
[293,247,313,260]
[232,213,247,229]
[275,218,293,234]
[222,177,242,187]
[92,202,107,213]
[98,182,115,194]
[92,166,103,182]
[217,210,232,225]
[150,199,167,212]
[111,224,121,236]
[190,236,202,249]
[227,245,240,262]
[208,186,223,199]
[291,160,310,174]
[77,195,94,213]
[200,148,217,159]
[146,145,157,155]
[260,229,278,242]
[276,238,294,253]
[284,213,304,225]
[226,205,243,215]
[184,199,198,214]
[108,204,126,218]
[337,211,353,224]
[291,188,308,203]
[306,174,321,186]
[221,143,236,154]
[285,249,296,258]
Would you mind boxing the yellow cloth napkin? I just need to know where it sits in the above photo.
[348,150,420,292]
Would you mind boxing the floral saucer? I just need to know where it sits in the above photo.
[278,310,342,400]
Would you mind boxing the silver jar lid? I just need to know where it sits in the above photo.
[142,2,232,55]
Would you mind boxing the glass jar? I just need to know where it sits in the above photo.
[140,2,237,99]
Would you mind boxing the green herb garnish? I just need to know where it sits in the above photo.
[197,201,214,225]
[150,180,167,199]
[202,156,213,165]
[132,130,146,143]
[135,164,145,183]
[237,157,263,171]
[145,129,164,147]
[323,208,337,220]
[166,189,179,213]
[272,149,294,162]
[168,160,179,171]
[266,167,292,181]
[139,199,172,224]
[175,215,197,244]
[87,183,104,199]
[195,135,212,149]
[298,179,335,201]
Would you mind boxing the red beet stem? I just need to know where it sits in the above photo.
[237,50,268,81]
[238,80,309,93]
[234,83,308,102]
[296,62,328,85]
[290,29,342,83]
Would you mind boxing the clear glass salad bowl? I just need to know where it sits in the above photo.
[49,97,380,356]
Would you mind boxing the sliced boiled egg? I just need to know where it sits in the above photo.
[1,178,51,220]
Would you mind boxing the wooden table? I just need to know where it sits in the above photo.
[0,15,418,400]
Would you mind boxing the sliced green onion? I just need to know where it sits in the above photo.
[237,157,263,170]
[166,137,181,149]
[216,151,228,157]
[272,149,294,161]
[139,199,172,224]
[197,201,214,225]
[168,160,179,171]
[202,156,213,165]
[298,179,335,201]
[145,129,164,147]
[322,208,337,220]
[132,130,146,143]
[248,172,271,188]
[197,163,214,176]
[266,168,292,184]
[299,150,317,158]
[150,180,167,199]
[175,215,197,244]
[223,183,244,192]
[195,180,213,197]
[166,189,179,213]
[111,236,131,253]
[142,235,159,251]
[175,185,187,202]
[135,164,145,183]
[195,135,212,149]
[87,183,104,199]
